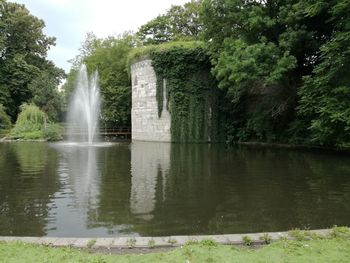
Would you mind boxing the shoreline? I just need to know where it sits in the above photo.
[0,229,331,250]
[1,138,349,152]
[234,141,350,154]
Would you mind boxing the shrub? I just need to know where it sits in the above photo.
[43,123,63,141]
[10,103,62,141]
[329,226,350,239]
[259,233,272,244]
[289,229,311,241]
[0,104,11,130]
[200,239,218,247]
[242,236,252,246]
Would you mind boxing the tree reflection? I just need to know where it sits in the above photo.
[0,143,59,236]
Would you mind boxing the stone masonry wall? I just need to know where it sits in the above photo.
[131,59,171,142]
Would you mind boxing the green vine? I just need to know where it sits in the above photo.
[149,42,222,142]
[129,41,226,142]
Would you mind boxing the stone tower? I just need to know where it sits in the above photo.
[131,59,171,142]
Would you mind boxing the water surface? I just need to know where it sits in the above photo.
[0,142,349,237]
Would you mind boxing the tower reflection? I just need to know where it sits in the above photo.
[130,142,170,220]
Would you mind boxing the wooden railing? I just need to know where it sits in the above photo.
[62,125,131,137]
[99,127,131,135]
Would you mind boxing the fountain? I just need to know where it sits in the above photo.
[67,65,100,144]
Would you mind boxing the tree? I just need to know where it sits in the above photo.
[137,0,203,45]
[298,0,350,146]
[84,34,135,127]
[137,15,173,45]
[63,32,105,111]
[0,0,63,120]
[68,32,101,69]
[64,33,136,127]
[200,0,334,142]
[168,0,203,37]
[10,103,63,141]
[29,63,65,121]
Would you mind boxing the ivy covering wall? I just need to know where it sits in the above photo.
[129,42,225,142]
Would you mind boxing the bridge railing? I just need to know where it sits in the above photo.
[61,124,131,135]
[99,127,131,134]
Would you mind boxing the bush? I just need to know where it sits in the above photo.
[10,103,62,141]
[0,104,11,130]
[43,123,63,141]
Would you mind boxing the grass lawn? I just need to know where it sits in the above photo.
[1,230,350,263]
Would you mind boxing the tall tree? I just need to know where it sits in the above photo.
[64,33,136,127]
[84,35,134,127]
[62,32,102,109]
[29,62,65,121]
[298,0,350,146]
[0,0,63,120]
[137,0,203,45]
[200,0,333,142]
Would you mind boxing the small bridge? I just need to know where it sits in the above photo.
[63,126,131,138]
[98,127,131,137]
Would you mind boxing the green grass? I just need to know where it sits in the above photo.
[1,236,350,263]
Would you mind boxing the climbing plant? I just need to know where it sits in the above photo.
[130,42,224,142]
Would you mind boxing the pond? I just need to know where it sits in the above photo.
[0,141,349,237]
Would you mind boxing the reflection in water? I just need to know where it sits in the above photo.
[130,142,170,220]
[0,143,59,236]
[130,145,350,236]
[62,146,99,209]
[0,142,350,237]
[13,143,47,174]
[46,145,102,236]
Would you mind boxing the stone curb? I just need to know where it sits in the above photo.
[0,229,331,249]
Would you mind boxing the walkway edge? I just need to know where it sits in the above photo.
[0,229,331,249]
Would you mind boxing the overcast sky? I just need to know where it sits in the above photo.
[14,0,189,73]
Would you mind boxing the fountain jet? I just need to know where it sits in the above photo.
[67,65,100,144]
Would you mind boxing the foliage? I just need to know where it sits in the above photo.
[329,226,350,239]
[137,15,173,45]
[9,103,62,141]
[137,0,202,45]
[42,123,63,141]
[0,104,11,130]
[127,41,204,66]
[200,239,218,247]
[289,229,312,242]
[61,68,78,111]
[69,32,102,69]
[146,42,223,142]
[259,233,272,245]
[64,33,136,128]
[167,238,177,245]
[127,238,136,248]
[0,0,64,120]
[12,103,47,132]
[200,0,343,145]
[1,231,350,262]
[86,239,96,249]
[242,235,252,246]
[298,0,350,147]
[29,69,65,121]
